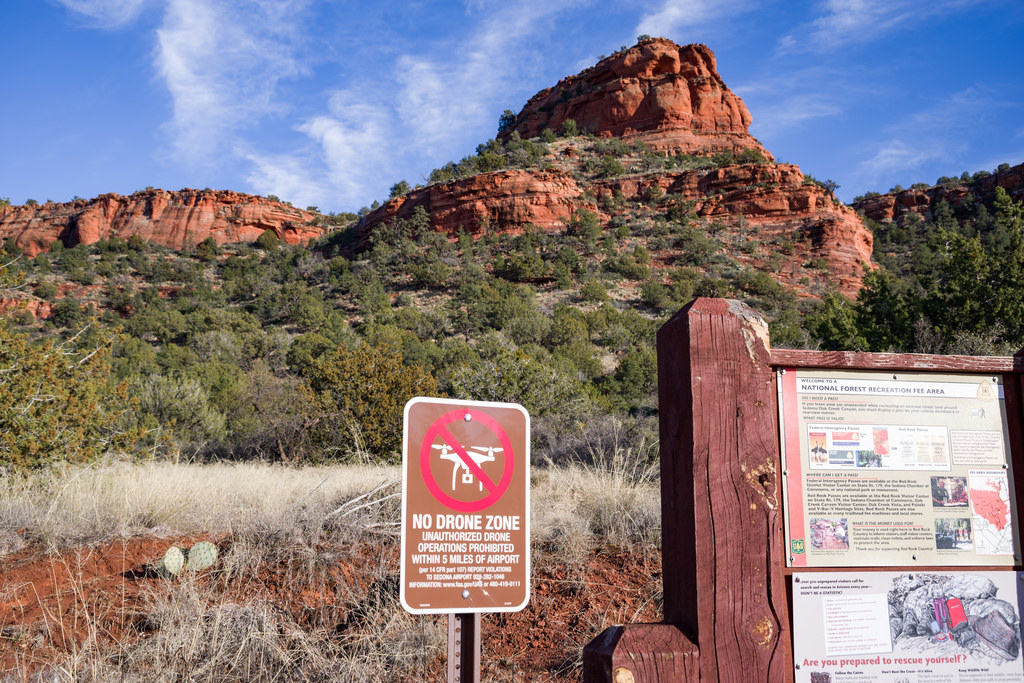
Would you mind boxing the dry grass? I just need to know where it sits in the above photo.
[0,437,661,681]
[0,461,400,553]
[533,415,661,557]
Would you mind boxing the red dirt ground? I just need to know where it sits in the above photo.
[0,535,663,680]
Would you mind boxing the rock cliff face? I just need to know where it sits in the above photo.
[0,189,322,257]
[853,162,1024,226]
[0,295,52,321]
[361,169,583,237]
[601,164,872,295]
[501,38,771,159]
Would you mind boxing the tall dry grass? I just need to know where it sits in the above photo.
[0,417,662,681]
[0,461,399,553]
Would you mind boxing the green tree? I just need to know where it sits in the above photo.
[0,327,137,470]
[302,343,438,461]
[448,347,589,418]
[389,180,411,198]
[195,236,220,262]
[497,109,517,135]
[255,229,279,250]
[805,293,868,351]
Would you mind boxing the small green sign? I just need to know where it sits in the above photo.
[791,539,805,555]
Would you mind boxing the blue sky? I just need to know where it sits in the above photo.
[3,0,1023,212]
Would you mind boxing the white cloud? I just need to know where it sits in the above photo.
[242,0,583,210]
[857,141,947,177]
[393,1,575,154]
[749,94,842,137]
[241,148,325,211]
[154,0,309,165]
[846,87,999,191]
[635,0,751,38]
[780,0,983,53]
[55,0,150,27]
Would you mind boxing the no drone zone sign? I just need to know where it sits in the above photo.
[400,397,530,614]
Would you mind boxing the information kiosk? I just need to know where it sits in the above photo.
[583,298,1024,683]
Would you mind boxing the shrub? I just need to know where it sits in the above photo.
[598,155,626,178]
[389,180,411,198]
[129,374,227,447]
[34,282,58,301]
[52,299,86,328]
[579,278,610,303]
[195,237,220,262]
[736,149,768,164]
[0,327,137,470]
[560,119,579,137]
[448,348,589,418]
[302,343,438,461]
[255,230,279,250]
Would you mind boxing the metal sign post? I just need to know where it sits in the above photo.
[447,613,481,683]
[400,397,530,679]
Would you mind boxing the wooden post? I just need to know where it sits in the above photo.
[583,298,789,682]
[656,298,789,681]
[583,624,698,682]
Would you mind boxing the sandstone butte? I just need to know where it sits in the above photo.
[853,161,1024,226]
[0,188,321,258]
[501,38,772,159]
[361,38,872,296]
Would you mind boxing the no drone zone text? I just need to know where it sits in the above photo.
[400,397,530,614]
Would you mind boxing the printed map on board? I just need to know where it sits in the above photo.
[969,471,1013,555]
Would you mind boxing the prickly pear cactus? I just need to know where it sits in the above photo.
[163,546,185,576]
[185,541,218,571]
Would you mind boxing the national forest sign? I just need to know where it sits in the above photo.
[780,369,1021,568]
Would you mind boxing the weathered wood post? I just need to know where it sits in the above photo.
[583,298,789,682]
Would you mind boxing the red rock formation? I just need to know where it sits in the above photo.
[362,162,872,297]
[598,163,872,295]
[357,37,874,296]
[0,189,323,257]
[359,169,583,242]
[0,295,52,321]
[853,162,1024,225]
[502,38,771,159]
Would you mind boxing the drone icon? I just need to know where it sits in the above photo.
[433,443,503,492]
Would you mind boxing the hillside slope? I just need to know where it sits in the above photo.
[359,37,872,298]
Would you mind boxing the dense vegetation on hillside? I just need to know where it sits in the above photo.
[1,135,1022,470]
[814,186,1024,355]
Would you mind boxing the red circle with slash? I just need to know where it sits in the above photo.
[420,408,514,512]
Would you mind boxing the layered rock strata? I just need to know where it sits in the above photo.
[501,38,771,159]
[0,189,322,257]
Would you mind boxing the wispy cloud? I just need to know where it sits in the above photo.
[244,0,582,209]
[154,0,310,165]
[849,86,1000,190]
[635,0,752,38]
[55,0,150,27]
[749,94,842,138]
[780,0,983,53]
[856,141,948,178]
[244,93,395,211]
[394,1,575,153]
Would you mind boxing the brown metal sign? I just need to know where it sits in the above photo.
[400,397,530,614]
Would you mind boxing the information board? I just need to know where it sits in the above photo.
[780,369,1020,567]
[793,570,1024,682]
[400,397,530,614]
